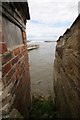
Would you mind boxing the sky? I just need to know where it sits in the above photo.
[26,0,79,41]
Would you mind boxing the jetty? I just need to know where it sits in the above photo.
[28,44,39,51]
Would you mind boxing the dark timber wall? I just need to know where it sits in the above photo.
[54,15,80,118]
[0,2,31,118]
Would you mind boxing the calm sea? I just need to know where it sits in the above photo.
[28,41,56,98]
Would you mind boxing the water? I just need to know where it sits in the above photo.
[28,42,56,98]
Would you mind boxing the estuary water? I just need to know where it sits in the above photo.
[28,41,56,98]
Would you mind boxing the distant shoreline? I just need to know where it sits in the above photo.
[27,41,56,43]
[44,41,56,43]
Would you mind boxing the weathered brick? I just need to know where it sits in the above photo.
[19,46,25,58]
[0,43,4,54]
[20,56,24,64]
[2,93,12,107]
[0,42,8,54]
[2,82,13,100]
[2,52,13,65]
[0,32,2,42]
[2,62,11,77]
[22,31,26,40]
[13,48,20,56]
[16,66,22,80]
[2,2,31,118]
[11,56,19,66]
[20,46,24,53]
[4,66,16,85]
[19,52,23,58]
[0,56,2,71]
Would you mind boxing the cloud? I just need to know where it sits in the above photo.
[27,0,79,41]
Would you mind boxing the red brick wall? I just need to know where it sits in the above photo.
[2,18,31,118]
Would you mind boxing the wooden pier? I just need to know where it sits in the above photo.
[28,44,39,51]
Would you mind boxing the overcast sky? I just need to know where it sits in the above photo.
[27,0,79,41]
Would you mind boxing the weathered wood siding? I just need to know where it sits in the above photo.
[54,15,80,118]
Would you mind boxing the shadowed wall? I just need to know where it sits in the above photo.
[54,15,80,118]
